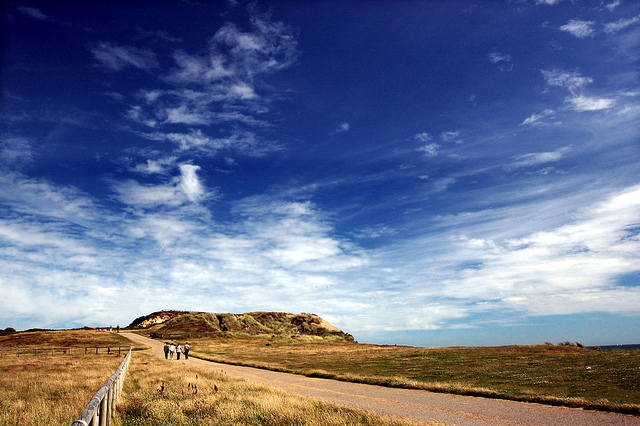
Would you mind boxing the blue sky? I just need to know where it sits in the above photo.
[1,0,639,347]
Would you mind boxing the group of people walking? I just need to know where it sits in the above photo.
[163,342,190,360]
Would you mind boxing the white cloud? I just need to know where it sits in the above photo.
[364,184,640,332]
[520,109,555,126]
[542,69,593,92]
[488,52,513,71]
[414,132,432,142]
[606,1,622,12]
[132,157,177,175]
[335,123,350,134]
[488,52,511,63]
[165,105,211,125]
[0,173,101,225]
[151,129,280,157]
[433,177,456,193]
[440,130,463,144]
[535,0,565,4]
[604,15,640,34]
[91,42,159,71]
[17,6,49,20]
[167,13,298,88]
[418,143,439,157]
[568,95,616,111]
[212,16,299,75]
[229,82,258,99]
[111,179,185,208]
[179,164,204,202]
[168,51,231,84]
[164,130,226,151]
[1,136,33,166]
[126,106,158,127]
[141,90,163,104]
[119,9,300,146]
[509,147,568,168]
[560,19,595,38]
[540,69,616,112]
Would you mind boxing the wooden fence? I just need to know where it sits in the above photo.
[71,347,132,426]
[0,346,130,357]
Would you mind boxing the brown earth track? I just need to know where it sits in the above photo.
[122,332,640,426]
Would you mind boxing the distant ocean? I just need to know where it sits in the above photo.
[588,344,640,351]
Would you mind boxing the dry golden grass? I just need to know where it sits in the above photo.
[0,329,138,425]
[0,353,124,425]
[0,329,135,349]
[117,352,436,425]
[184,336,640,415]
[1,330,437,425]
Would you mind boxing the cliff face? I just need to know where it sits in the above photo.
[127,311,354,341]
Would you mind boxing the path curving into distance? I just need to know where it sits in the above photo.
[121,332,639,426]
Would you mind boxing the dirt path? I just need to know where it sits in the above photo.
[121,332,639,426]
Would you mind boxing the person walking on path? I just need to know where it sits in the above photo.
[176,344,182,360]
[184,342,190,359]
[169,343,175,360]
[163,342,169,359]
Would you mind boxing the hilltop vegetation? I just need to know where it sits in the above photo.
[127,310,355,341]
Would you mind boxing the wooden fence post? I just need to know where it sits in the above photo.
[72,347,132,426]
[99,391,108,426]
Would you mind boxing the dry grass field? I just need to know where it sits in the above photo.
[0,329,134,350]
[119,351,435,425]
[0,329,436,425]
[0,329,135,425]
[0,352,124,425]
[183,335,640,414]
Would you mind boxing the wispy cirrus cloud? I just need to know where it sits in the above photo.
[17,6,49,20]
[91,42,159,72]
[521,109,556,126]
[568,95,616,111]
[488,52,511,63]
[542,69,593,93]
[509,147,568,169]
[179,164,205,202]
[335,123,350,134]
[142,129,281,157]
[604,14,640,34]
[115,7,300,169]
[488,52,513,71]
[559,19,595,38]
[440,131,463,144]
[414,132,438,158]
[1,136,33,167]
[132,157,178,175]
[111,162,209,208]
[606,1,622,11]
[541,69,616,112]
[359,183,640,333]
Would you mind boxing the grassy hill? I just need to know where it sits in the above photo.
[126,310,355,341]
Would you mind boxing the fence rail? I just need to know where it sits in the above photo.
[0,346,131,357]
[72,347,132,426]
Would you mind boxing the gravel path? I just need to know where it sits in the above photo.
[122,332,640,426]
